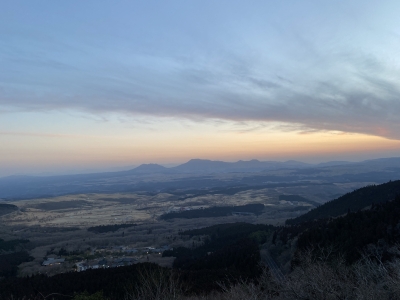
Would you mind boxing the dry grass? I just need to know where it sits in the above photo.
[211,248,400,300]
[129,248,400,300]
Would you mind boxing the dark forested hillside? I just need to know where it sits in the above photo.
[295,195,400,263]
[286,180,400,225]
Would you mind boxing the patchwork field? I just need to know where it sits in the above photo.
[0,180,376,277]
[0,181,371,228]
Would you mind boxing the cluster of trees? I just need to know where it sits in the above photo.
[160,203,264,220]
[180,222,274,246]
[0,203,18,216]
[162,223,276,292]
[87,223,137,233]
[174,238,260,272]
[0,203,18,209]
[0,238,32,278]
[279,194,319,206]
[0,251,33,277]
[0,238,29,252]
[40,226,80,233]
[165,239,261,294]
[0,263,162,299]
[53,247,85,257]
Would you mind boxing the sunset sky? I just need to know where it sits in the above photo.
[1,1,400,176]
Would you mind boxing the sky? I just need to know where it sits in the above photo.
[1,1,400,176]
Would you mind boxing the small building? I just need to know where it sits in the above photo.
[42,258,65,266]
[75,262,89,272]
[98,259,108,267]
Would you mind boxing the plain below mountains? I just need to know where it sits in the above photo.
[1,157,400,200]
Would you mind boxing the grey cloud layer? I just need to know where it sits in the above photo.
[1,1,400,140]
[2,46,400,140]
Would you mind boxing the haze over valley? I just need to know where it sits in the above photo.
[1,156,400,284]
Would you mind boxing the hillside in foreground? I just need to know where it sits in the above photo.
[286,179,400,225]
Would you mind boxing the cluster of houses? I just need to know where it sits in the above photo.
[41,245,172,272]
[166,206,194,213]
[75,257,136,272]
[145,245,171,254]
[42,257,65,266]
[94,245,171,255]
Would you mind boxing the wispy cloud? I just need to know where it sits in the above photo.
[0,130,120,139]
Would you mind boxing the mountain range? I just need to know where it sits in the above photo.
[121,157,400,174]
[1,157,400,200]
[3,157,400,179]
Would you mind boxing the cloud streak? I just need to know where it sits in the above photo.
[0,130,114,139]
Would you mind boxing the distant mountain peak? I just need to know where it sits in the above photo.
[132,163,167,173]
[186,158,213,163]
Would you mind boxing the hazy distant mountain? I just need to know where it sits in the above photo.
[357,157,400,168]
[172,159,230,173]
[280,160,312,168]
[132,163,168,173]
[316,161,352,167]
[171,159,311,173]
[315,157,400,172]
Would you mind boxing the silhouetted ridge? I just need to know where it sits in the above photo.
[286,180,400,225]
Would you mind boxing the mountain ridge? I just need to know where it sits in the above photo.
[3,157,400,179]
[286,179,400,225]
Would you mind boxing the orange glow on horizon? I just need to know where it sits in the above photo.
[2,128,400,175]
